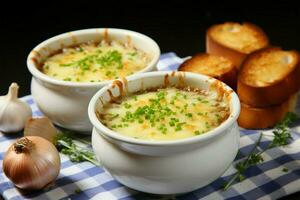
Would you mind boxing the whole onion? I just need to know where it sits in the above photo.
[2,136,61,190]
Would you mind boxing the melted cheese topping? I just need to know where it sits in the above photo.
[42,41,151,82]
[210,22,268,54]
[99,87,230,141]
[240,50,297,86]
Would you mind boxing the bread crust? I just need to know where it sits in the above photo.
[206,22,269,68]
[237,47,300,107]
[178,53,237,89]
[238,93,298,129]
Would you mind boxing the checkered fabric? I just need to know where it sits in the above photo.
[1,52,300,200]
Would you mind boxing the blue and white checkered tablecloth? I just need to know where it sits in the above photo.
[1,52,300,200]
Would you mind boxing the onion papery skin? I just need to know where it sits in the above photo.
[2,136,61,190]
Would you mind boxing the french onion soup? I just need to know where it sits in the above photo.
[99,86,230,141]
[41,40,151,82]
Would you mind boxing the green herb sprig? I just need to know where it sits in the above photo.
[55,131,100,166]
[223,112,299,190]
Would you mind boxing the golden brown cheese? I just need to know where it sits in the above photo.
[42,40,150,82]
[99,87,230,141]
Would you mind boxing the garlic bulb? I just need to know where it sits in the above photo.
[2,136,61,190]
[0,83,32,133]
[24,117,57,143]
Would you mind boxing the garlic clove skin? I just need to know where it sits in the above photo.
[0,101,32,132]
[0,83,32,133]
[24,117,57,143]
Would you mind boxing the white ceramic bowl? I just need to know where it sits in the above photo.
[27,28,160,132]
[88,71,240,194]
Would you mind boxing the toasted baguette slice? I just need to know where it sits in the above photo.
[178,53,237,89]
[206,22,269,68]
[238,47,300,107]
[238,93,298,129]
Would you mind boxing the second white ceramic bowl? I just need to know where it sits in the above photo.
[89,71,240,194]
[27,28,160,132]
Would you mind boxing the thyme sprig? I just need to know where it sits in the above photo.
[55,131,100,166]
[223,112,299,190]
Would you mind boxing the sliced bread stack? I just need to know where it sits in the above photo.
[237,47,300,128]
[206,22,269,69]
[179,22,299,129]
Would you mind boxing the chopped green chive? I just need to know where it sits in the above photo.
[282,168,289,172]
[185,113,193,118]
[215,114,222,123]
[106,71,112,76]
[205,121,211,129]
[175,126,182,131]
[109,113,119,120]
[124,103,132,109]
[75,188,82,194]
[128,51,137,56]
[63,77,72,81]
[78,47,84,52]
[158,124,167,134]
